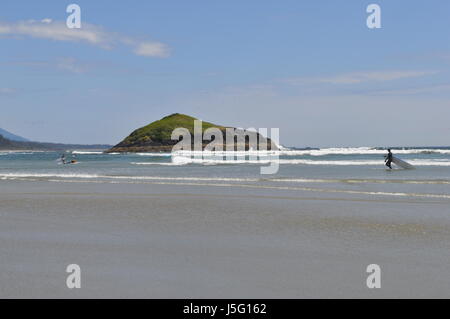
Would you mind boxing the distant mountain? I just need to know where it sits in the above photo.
[0,134,111,151]
[108,113,277,153]
[0,128,29,142]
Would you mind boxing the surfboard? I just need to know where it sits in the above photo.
[391,156,415,169]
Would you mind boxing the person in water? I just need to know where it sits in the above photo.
[60,154,66,165]
[385,149,393,169]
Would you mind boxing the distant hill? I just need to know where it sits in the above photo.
[0,134,111,151]
[108,113,277,153]
[0,128,29,142]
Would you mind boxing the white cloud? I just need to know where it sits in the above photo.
[7,57,143,75]
[134,42,170,58]
[0,19,169,58]
[6,57,90,74]
[320,71,438,84]
[284,70,438,85]
[368,84,450,96]
[0,20,112,47]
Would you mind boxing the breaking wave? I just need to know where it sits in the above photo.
[71,151,104,155]
[168,147,450,157]
[2,173,449,185]
[129,156,450,167]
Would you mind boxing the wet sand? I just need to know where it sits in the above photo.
[1,179,450,298]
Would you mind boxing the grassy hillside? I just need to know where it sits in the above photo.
[120,113,225,146]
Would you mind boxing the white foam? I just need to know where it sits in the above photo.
[170,147,450,157]
[0,173,100,180]
[131,161,187,166]
[0,172,259,183]
[152,156,450,167]
[71,151,104,155]
[135,153,172,157]
[3,173,449,186]
[280,147,450,156]
[409,160,450,166]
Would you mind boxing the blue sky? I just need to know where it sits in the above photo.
[1,0,450,147]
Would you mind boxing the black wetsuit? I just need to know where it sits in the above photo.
[385,152,393,169]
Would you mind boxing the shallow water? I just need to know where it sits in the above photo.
[1,147,450,200]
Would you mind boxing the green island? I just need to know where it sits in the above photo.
[107,113,276,153]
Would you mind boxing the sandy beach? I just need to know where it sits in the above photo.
[1,178,450,298]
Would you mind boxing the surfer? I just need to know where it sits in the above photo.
[385,149,393,169]
[60,154,67,165]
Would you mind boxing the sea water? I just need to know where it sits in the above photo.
[1,147,450,200]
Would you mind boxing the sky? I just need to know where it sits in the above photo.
[1,0,450,147]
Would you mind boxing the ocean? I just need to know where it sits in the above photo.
[1,147,450,200]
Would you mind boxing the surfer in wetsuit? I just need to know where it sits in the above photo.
[60,154,66,165]
[385,149,393,169]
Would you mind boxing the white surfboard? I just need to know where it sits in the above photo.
[391,156,415,169]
